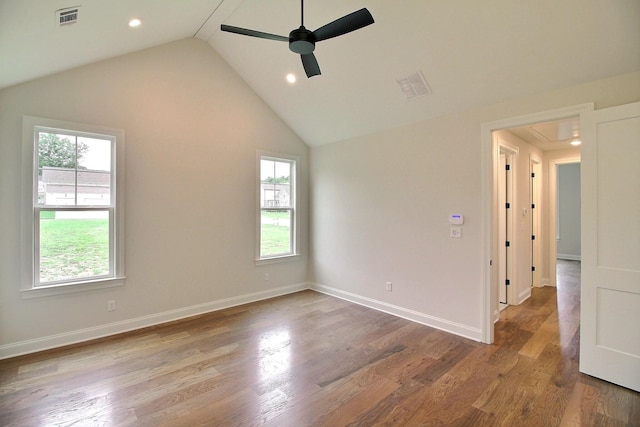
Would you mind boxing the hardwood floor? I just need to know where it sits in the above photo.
[1,261,639,426]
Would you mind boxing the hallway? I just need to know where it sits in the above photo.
[493,259,639,425]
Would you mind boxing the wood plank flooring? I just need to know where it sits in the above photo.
[1,260,639,426]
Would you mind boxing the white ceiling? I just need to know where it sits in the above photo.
[2,0,639,146]
[0,1,223,88]
[508,117,581,151]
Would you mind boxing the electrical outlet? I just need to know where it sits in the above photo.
[107,300,116,312]
[386,282,392,292]
[264,273,270,281]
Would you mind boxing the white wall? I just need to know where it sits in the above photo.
[310,72,640,341]
[557,163,581,260]
[310,115,484,339]
[0,38,309,357]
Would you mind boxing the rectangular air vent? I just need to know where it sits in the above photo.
[397,71,432,100]
[56,7,80,26]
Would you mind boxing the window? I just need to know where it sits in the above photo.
[258,155,297,260]
[22,116,125,295]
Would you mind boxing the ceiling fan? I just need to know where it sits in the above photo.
[220,0,374,78]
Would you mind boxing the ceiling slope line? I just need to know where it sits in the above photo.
[194,0,247,42]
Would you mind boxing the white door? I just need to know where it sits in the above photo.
[580,102,640,392]
[498,153,508,307]
[530,158,541,287]
[497,147,514,309]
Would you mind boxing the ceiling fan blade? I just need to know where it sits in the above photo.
[220,24,288,42]
[301,53,321,77]
[313,8,374,42]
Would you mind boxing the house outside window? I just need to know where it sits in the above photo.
[22,116,125,296]
[258,154,297,260]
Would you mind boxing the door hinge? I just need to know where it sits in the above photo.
[506,279,510,286]
[532,235,536,240]
[531,203,535,209]
[532,266,536,272]
[506,202,510,209]
[505,241,510,247]
[505,164,511,171]
[531,172,535,178]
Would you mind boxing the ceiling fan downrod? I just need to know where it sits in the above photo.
[290,0,315,55]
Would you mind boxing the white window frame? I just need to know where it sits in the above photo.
[256,152,299,263]
[21,116,125,298]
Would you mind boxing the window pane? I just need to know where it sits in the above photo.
[38,132,77,172]
[260,210,291,257]
[77,137,112,206]
[260,159,291,208]
[37,133,112,206]
[38,132,76,206]
[38,210,110,284]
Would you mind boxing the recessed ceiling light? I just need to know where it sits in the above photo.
[571,139,582,146]
[128,18,141,28]
[286,73,297,84]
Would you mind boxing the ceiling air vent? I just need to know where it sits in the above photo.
[397,71,432,100]
[56,7,80,26]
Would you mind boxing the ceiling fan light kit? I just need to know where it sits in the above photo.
[221,1,374,78]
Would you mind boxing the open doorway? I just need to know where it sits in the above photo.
[548,157,581,285]
[481,103,592,344]
[556,163,581,261]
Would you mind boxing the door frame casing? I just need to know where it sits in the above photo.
[480,103,594,344]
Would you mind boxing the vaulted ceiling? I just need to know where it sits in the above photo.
[2,0,639,146]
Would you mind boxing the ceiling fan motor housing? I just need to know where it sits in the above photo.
[289,27,316,54]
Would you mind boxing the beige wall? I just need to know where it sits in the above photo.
[310,72,640,340]
[0,38,309,357]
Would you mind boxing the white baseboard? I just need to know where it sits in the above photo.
[0,282,309,360]
[518,287,532,305]
[557,254,581,261]
[310,283,482,342]
[2,281,485,359]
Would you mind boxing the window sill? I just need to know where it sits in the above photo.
[255,254,301,266]
[21,277,125,299]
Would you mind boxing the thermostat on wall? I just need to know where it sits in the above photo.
[449,214,464,225]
